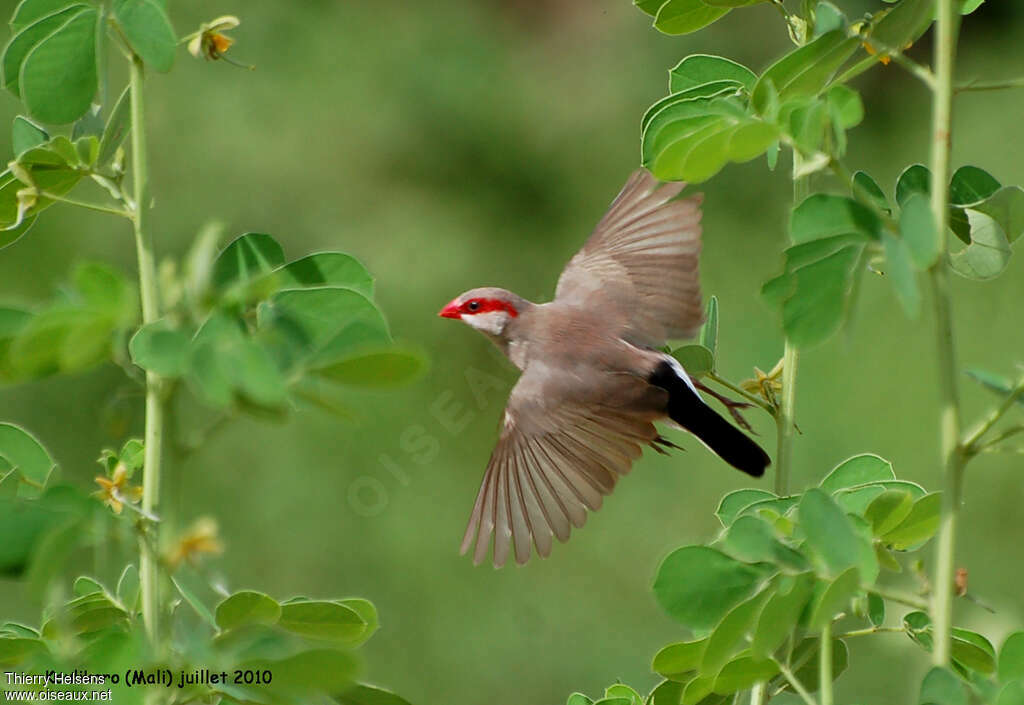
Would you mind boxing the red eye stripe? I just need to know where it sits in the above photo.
[461,298,518,317]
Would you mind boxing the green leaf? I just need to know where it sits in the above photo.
[20,8,98,124]
[2,5,87,96]
[669,55,756,93]
[242,648,357,698]
[864,490,914,536]
[716,489,777,526]
[337,684,415,705]
[881,492,941,549]
[997,682,1024,705]
[11,116,48,155]
[647,681,683,705]
[0,636,47,667]
[771,241,864,347]
[336,598,379,647]
[216,591,282,631]
[957,0,984,13]
[832,479,926,515]
[786,637,849,692]
[681,675,715,705]
[919,666,966,705]
[634,0,668,18]
[712,654,779,694]
[808,566,860,629]
[98,85,131,166]
[966,368,1024,407]
[213,233,287,291]
[278,600,367,643]
[949,165,1001,206]
[170,570,218,628]
[791,194,882,243]
[701,590,771,676]
[827,84,863,128]
[814,1,846,36]
[950,628,996,674]
[702,0,766,5]
[10,0,82,31]
[129,321,190,377]
[654,639,707,680]
[312,347,427,388]
[882,231,920,317]
[949,210,1011,280]
[900,192,941,269]
[654,0,730,35]
[869,0,935,54]
[974,186,1024,243]
[0,423,55,496]
[698,296,718,358]
[671,344,714,378]
[653,546,771,631]
[751,572,815,657]
[896,164,931,206]
[112,0,176,72]
[605,684,643,705]
[72,574,104,596]
[726,120,780,163]
[821,453,895,493]
[999,632,1024,682]
[799,488,864,576]
[266,252,375,299]
[853,171,890,212]
[867,591,885,626]
[752,31,859,113]
[722,515,808,571]
[116,564,139,611]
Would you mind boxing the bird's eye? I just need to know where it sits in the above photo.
[467,300,480,312]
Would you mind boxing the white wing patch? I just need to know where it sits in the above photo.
[665,354,702,399]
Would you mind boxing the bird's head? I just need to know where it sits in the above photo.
[438,287,527,338]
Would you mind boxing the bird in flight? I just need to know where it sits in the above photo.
[438,168,770,567]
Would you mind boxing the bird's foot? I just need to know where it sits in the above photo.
[693,380,756,432]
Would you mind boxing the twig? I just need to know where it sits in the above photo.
[962,378,1024,456]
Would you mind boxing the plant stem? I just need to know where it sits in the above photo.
[837,625,906,639]
[706,372,775,413]
[927,0,963,669]
[775,155,809,496]
[130,54,164,643]
[775,660,819,705]
[820,622,834,705]
[872,585,931,611]
[39,192,131,218]
[962,377,1024,455]
[955,76,1024,93]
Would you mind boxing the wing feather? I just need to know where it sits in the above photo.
[555,168,703,345]
[461,393,660,567]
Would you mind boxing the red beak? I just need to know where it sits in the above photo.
[438,300,461,319]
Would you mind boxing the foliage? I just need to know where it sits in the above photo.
[567,0,1024,703]
[0,1,421,703]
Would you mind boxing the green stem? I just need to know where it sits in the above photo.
[837,625,906,639]
[890,52,937,89]
[873,585,931,611]
[775,154,808,496]
[820,622,834,705]
[39,192,131,218]
[130,54,164,643]
[955,76,1024,93]
[927,0,962,669]
[775,660,819,705]
[962,377,1024,455]
[706,372,775,414]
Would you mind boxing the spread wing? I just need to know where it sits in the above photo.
[460,363,666,567]
[555,168,704,345]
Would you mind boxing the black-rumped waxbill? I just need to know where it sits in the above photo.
[439,168,770,567]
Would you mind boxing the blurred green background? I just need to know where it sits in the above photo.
[2,1,1023,702]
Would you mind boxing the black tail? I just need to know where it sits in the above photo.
[650,361,770,477]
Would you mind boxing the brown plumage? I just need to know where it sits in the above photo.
[439,168,769,567]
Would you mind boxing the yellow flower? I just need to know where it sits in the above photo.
[188,16,242,62]
[740,357,785,408]
[166,517,224,569]
[93,463,143,515]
